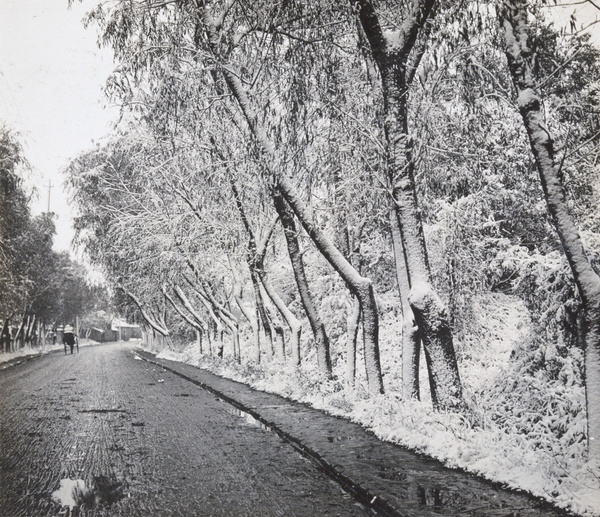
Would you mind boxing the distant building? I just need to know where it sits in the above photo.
[111,318,142,341]
[85,319,141,343]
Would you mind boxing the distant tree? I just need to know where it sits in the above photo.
[0,124,102,351]
[0,124,31,325]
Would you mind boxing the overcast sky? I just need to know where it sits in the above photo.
[0,0,116,252]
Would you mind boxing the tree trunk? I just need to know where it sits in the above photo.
[341,224,365,388]
[21,315,29,348]
[229,179,277,361]
[15,314,26,351]
[409,283,463,409]
[332,173,362,387]
[273,189,329,371]
[346,297,361,386]
[279,176,384,394]
[390,207,421,399]
[259,282,285,360]
[164,285,207,353]
[501,0,600,461]
[1,318,10,353]
[24,315,35,348]
[206,324,213,355]
[122,288,170,338]
[201,282,241,361]
[173,286,208,333]
[351,0,462,409]
[196,328,203,355]
[251,273,272,358]
[196,293,224,355]
[272,322,286,361]
[229,255,259,363]
[384,61,461,408]
[259,273,302,363]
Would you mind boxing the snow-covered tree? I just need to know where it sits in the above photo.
[500,0,600,462]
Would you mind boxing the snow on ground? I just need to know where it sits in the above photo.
[10,323,598,513]
[0,338,104,367]
[0,344,63,366]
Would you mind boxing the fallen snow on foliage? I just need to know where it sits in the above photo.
[459,292,529,390]
[155,348,185,363]
[144,293,600,516]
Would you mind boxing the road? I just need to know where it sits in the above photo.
[0,343,370,516]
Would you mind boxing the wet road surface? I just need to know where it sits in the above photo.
[0,343,370,516]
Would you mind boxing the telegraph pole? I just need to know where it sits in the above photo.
[47,180,53,212]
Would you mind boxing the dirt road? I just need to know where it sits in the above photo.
[0,343,370,516]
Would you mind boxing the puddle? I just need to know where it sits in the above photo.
[221,401,271,431]
[242,412,269,429]
[52,476,126,510]
[52,478,88,509]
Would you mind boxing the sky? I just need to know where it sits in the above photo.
[0,0,116,252]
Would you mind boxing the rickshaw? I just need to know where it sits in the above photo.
[63,325,79,354]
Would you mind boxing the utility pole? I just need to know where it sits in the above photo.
[47,180,53,212]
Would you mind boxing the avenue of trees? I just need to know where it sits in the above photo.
[66,0,600,463]
[0,124,101,352]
